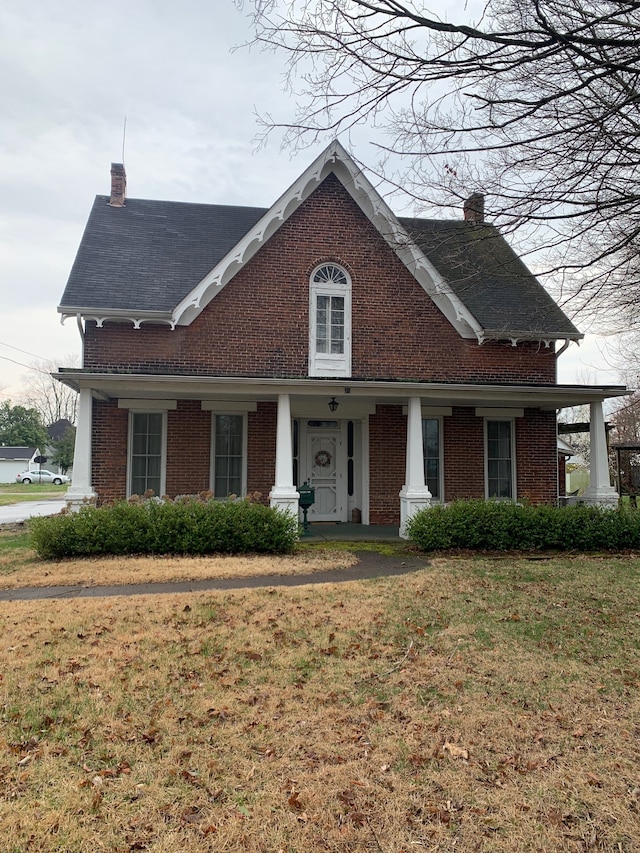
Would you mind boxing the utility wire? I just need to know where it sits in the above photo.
[0,339,51,362]
[0,354,51,375]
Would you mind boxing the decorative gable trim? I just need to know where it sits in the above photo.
[171,141,484,341]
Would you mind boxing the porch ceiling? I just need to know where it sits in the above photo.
[55,371,629,411]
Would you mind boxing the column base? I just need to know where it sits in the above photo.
[269,487,300,520]
[399,487,432,539]
[582,487,619,509]
[65,487,98,512]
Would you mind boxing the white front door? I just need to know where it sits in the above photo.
[303,421,347,522]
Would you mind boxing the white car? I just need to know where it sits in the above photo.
[16,470,70,485]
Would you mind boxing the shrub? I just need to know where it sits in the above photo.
[406,499,640,553]
[29,497,298,559]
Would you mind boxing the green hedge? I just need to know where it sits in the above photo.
[406,499,640,553]
[29,497,298,559]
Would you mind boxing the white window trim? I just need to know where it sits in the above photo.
[423,416,444,502]
[119,399,177,410]
[484,418,517,501]
[309,263,352,378]
[209,411,248,499]
[127,410,168,498]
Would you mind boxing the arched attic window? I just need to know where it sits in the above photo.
[309,263,352,377]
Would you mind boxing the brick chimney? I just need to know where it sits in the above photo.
[108,162,126,207]
[463,192,484,224]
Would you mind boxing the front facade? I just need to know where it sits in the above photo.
[56,143,626,533]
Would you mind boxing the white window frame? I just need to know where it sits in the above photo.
[309,263,352,377]
[127,410,167,498]
[209,411,248,499]
[484,418,516,501]
[422,416,444,502]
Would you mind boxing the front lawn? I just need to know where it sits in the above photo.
[0,482,68,506]
[0,554,639,851]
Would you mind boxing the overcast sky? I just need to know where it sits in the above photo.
[0,0,622,403]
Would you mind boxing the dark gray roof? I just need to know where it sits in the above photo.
[0,447,37,460]
[398,218,580,338]
[59,192,580,339]
[47,419,74,441]
[60,196,267,313]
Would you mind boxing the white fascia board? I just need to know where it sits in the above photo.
[118,399,178,410]
[170,140,483,340]
[53,371,629,409]
[481,329,584,345]
[201,400,258,412]
[172,141,350,326]
[59,307,175,330]
[475,407,525,418]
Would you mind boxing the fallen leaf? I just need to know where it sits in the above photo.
[444,741,469,760]
[288,790,303,810]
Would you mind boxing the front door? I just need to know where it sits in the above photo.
[303,421,347,522]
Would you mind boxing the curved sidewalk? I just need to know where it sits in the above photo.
[0,551,429,602]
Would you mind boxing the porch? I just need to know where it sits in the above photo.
[57,373,629,533]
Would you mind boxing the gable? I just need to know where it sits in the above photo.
[59,141,581,345]
[80,176,560,385]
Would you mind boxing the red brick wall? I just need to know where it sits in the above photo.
[247,402,277,502]
[91,401,559,513]
[93,400,128,505]
[166,401,211,496]
[516,409,558,503]
[93,400,212,504]
[369,405,405,524]
[83,174,557,385]
[443,408,486,501]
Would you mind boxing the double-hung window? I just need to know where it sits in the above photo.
[309,263,351,377]
[212,413,246,498]
[485,419,515,499]
[128,411,166,497]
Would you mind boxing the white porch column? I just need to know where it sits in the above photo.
[583,400,619,508]
[269,394,300,519]
[399,396,432,538]
[66,387,97,510]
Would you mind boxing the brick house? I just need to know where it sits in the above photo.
[56,142,626,533]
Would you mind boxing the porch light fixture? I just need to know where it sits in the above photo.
[328,396,339,412]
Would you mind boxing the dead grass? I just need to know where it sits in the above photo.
[0,555,639,852]
[0,530,359,588]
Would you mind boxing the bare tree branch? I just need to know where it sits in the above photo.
[21,356,79,427]
[242,0,640,330]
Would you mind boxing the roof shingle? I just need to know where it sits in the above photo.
[59,190,580,340]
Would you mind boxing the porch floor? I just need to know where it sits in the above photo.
[299,522,401,542]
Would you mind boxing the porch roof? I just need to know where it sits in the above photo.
[55,371,629,412]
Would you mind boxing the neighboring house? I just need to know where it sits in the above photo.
[0,447,38,483]
[47,418,74,443]
[55,142,627,533]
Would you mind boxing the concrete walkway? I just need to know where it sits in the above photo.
[300,522,401,541]
[0,550,428,601]
[0,499,66,524]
